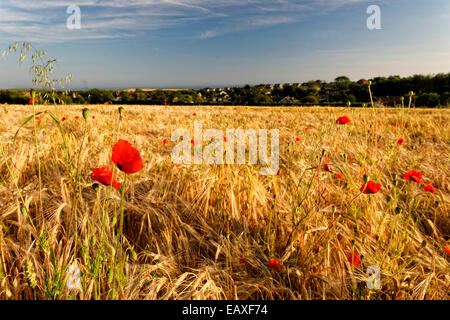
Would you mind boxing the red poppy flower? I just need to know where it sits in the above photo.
[61,117,66,122]
[336,116,351,125]
[35,116,40,121]
[295,137,300,142]
[92,115,95,120]
[278,120,282,124]
[163,139,168,145]
[173,163,181,168]
[360,181,381,194]
[404,170,423,183]
[397,138,404,146]
[191,139,200,145]
[28,97,38,104]
[192,113,197,116]
[305,127,310,131]
[424,184,435,194]
[268,259,283,270]
[324,163,331,172]
[445,244,450,254]
[112,139,143,174]
[104,102,109,106]
[334,147,338,153]
[91,166,121,189]
[224,137,227,142]
[348,253,360,267]
[75,116,80,119]
[336,173,344,179]
[239,258,246,265]
[216,114,219,117]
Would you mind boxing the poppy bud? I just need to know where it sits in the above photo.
[90,235,97,247]
[118,107,124,115]
[82,108,90,120]
[363,174,369,183]
[107,269,114,283]
[129,249,138,261]
[421,240,427,248]
[435,201,440,208]
[21,207,27,214]
[92,183,99,191]
[110,216,117,227]
[386,195,391,202]
[394,207,401,214]
[368,81,372,86]
[409,91,414,96]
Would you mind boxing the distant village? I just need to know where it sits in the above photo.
[1,73,449,107]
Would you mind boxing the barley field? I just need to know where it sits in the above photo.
[0,104,448,300]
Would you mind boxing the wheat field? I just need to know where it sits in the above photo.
[0,104,448,300]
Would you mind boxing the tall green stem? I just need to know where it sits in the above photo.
[72,117,88,257]
[117,174,128,255]
[31,92,43,219]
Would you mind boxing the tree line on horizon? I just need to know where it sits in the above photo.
[1,73,449,107]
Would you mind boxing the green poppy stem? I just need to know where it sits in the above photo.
[117,173,127,255]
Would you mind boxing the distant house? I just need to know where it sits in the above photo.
[374,96,403,107]
[274,84,284,89]
[113,97,122,102]
[279,96,295,104]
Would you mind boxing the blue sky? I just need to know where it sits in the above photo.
[0,0,449,89]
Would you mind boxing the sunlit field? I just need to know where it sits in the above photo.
[0,104,448,300]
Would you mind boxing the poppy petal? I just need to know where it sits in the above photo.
[112,139,143,174]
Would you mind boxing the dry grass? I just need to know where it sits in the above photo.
[0,104,449,300]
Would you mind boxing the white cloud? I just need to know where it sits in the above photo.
[0,0,375,42]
